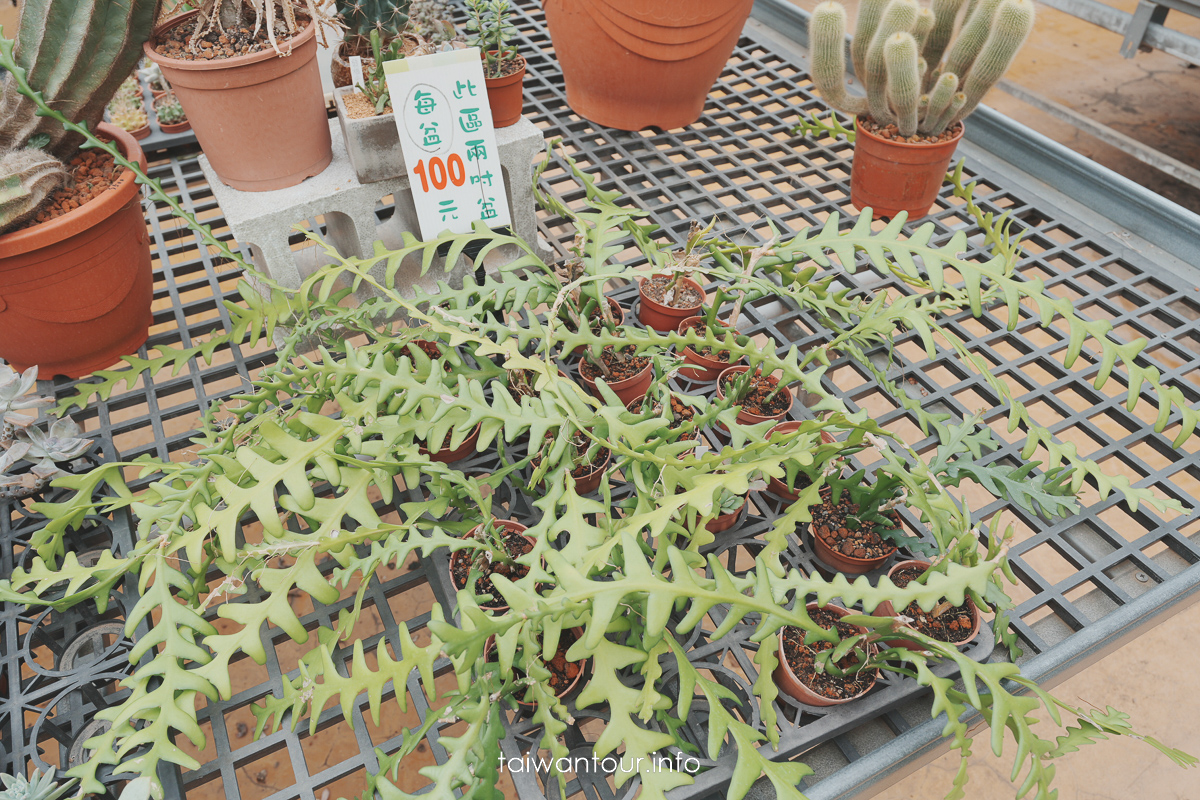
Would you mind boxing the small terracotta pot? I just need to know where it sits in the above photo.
[637,274,706,332]
[151,88,169,101]
[568,298,625,357]
[420,422,482,463]
[127,124,151,140]
[578,356,652,406]
[810,493,898,575]
[0,123,153,378]
[145,11,333,191]
[774,603,877,707]
[330,33,422,88]
[705,498,744,533]
[765,423,836,501]
[157,119,191,134]
[873,560,981,650]
[677,316,744,381]
[570,447,612,494]
[484,52,526,128]
[850,118,965,221]
[543,0,755,130]
[715,365,794,426]
[484,626,588,707]
[449,519,533,612]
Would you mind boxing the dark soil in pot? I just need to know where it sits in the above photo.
[780,608,877,701]
[679,317,736,363]
[532,433,611,493]
[15,151,122,230]
[489,627,586,702]
[887,566,977,644]
[810,485,900,573]
[856,116,962,144]
[642,275,703,308]
[719,371,791,417]
[154,19,296,59]
[579,346,649,384]
[449,523,534,610]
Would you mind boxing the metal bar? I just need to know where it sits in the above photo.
[994,78,1200,191]
[1038,0,1200,64]
[1120,0,1172,57]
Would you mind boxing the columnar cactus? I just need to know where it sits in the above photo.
[336,0,413,41]
[0,149,67,235]
[808,0,1035,137]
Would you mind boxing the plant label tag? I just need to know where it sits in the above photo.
[383,48,511,239]
[349,55,365,89]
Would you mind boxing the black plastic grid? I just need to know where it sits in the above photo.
[1,0,1198,798]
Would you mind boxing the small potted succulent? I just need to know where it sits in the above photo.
[0,363,91,502]
[874,560,982,649]
[465,0,526,127]
[530,429,612,494]
[152,91,190,134]
[715,365,794,427]
[483,627,588,708]
[448,518,536,612]
[808,0,1036,219]
[809,470,910,574]
[107,76,150,140]
[775,603,879,706]
[138,61,171,99]
[329,0,419,88]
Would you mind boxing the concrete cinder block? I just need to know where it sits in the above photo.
[334,86,407,184]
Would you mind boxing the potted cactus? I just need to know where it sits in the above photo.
[0,0,157,378]
[143,0,339,191]
[107,76,150,140]
[329,0,420,88]
[809,0,1036,219]
[466,0,526,127]
[152,91,190,134]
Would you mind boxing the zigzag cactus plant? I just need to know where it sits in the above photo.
[0,0,159,231]
[810,0,1035,137]
[336,0,413,42]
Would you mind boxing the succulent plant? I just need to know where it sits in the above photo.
[0,770,75,800]
[0,147,66,234]
[154,92,187,125]
[0,361,90,501]
[336,0,412,42]
[809,0,1035,137]
[137,61,169,94]
[0,361,52,443]
[409,0,457,44]
[466,0,519,78]
[108,105,148,133]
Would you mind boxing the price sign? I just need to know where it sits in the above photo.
[383,48,511,239]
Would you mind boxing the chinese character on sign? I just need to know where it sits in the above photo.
[458,107,483,133]
[477,196,499,220]
[453,80,477,100]
[465,139,487,161]
[414,90,437,115]
[419,122,441,148]
[439,200,458,221]
[471,171,494,188]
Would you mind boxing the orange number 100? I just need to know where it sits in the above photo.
[413,154,467,193]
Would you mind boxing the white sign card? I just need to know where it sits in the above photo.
[383,48,512,239]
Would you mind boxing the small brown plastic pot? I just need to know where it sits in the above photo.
[849,118,965,221]
[578,357,653,406]
[571,448,613,494]
[484,626,588,707]
[676,316,744,381]
[419,422,482,463]
[157,118,191,134]
[127,123,151,140]
[638,274,706,332]
[810,506,898,575]
[705,498,745,533]
[715,365,794,427]
[449,519,533,613]
[873,560,981,650]
[484,52,527,127]
[765,423,836,501]
[774,603,878,707]
[568,298,625,357]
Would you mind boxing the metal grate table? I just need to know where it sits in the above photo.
[3,1,1200,799]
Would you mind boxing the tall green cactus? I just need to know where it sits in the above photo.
[0,148,67,234]
[0,0,160,161]
[804,0,1034,136]
[336,0,413,41]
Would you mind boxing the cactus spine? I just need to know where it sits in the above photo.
[851,0,891,81]
[0,0,160,161]
[864,0,919,125]
[951,0,1035,124]
[885,33,921,136]
[336,0,413,42]
[912,8,936,50]
[0,149,67,234]
[809,2,869,117]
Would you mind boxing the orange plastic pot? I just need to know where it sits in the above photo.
[705,498,744,533]
[419,422,482,463]
[145,12,332,191]
[873,560,981,650]
[484,626,588,707]
[765,423,836,501]
[677,316,744,382]
[543,0,755,130]
[578,357,653,406]
[485,53,527,128]
[850,119,965,221]
[449,519,533,613]
[0,124,153,378]
[715,365,794,426]
[775,604,878,707]
[637,274,706,332]
[810,495,898,575]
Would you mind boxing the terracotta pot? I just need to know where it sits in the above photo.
[774,603,877,707]
[715,365,794,427]
[705,498,744,533]
[419,422,482,463]
[127,124,151,141]
[810,496,898,575]
[0,123,153,378]
[449,519,533,613]
[484,53,526,128]
[331,33,423,88]
[145,12,333,191]
[850,118,965,221]
[637,274,706,332]
[157,119,192,134]
[484,626,588,707]
[765,423,836,501]
[578,356,653,406]
[568,298,625,357]
[543,0,755,130]
[873,560,981,650]
[676,316,744,381]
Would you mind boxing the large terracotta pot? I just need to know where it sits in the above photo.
[543,0,755,130]
[145,12,333,191]
[850,119,965,221]
[0,124,153,378]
